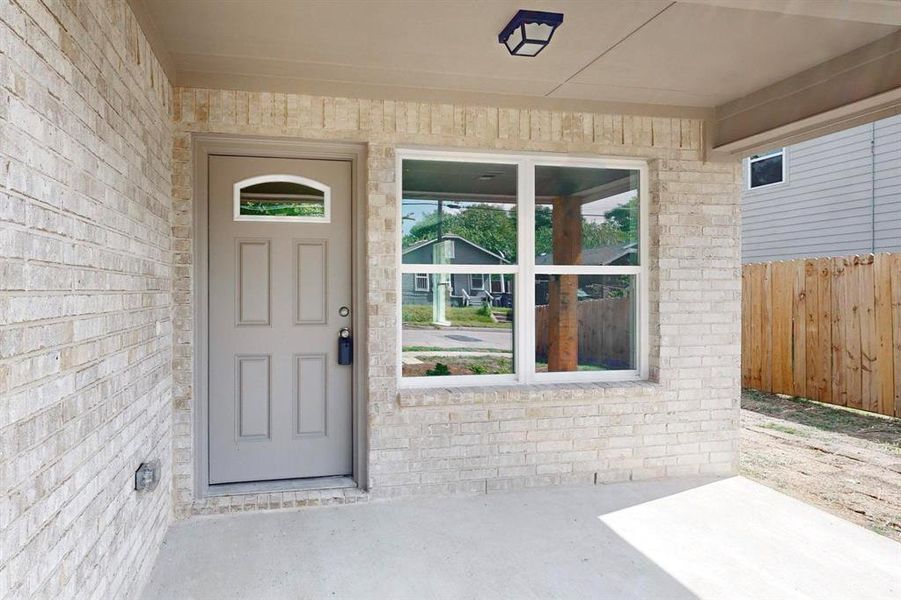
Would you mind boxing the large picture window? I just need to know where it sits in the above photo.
[398,150,647,387]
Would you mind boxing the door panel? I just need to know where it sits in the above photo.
[208,155,353,484]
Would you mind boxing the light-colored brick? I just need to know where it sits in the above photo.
[0,1,173,598]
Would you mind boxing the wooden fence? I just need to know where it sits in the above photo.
[742,253,901,417]
[535,297,631,368]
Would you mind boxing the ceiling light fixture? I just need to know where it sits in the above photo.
[498,9,564,57]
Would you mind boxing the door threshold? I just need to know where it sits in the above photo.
[208,475,356,497]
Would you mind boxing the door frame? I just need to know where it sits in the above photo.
[192,134,368,498]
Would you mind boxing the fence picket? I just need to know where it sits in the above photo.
[858,254,877,413]
[892,254,901,417]
[817,257,833,403]
[792,260,807,399]
[845,257,863,409]
[832,257,848,406]
[762,263,773,391]
[874,254,894,417]
[742,267,752,386]
[804,259,819,401]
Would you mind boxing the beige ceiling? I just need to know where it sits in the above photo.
[133,0,900,116]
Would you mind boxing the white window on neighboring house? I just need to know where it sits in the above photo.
[414,273,430,291]
[398,151,648,387]
[747,148,785,189]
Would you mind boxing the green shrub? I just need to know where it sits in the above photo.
[425,362,451,376]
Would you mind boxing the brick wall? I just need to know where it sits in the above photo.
[0,0,173,598]
[172,89,742,514]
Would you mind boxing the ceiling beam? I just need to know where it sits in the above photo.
[676,0,901,26]
[711,30,901,156]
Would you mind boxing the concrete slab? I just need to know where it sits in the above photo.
[142,477,900,600]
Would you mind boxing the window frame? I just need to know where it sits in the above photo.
[469,274,485,291]
[396,148,649,388]
[233,174,331,223]
[746,148,785,191]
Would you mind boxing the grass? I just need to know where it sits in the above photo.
[239,201,324,217]
[402,305,512,329]
[535,361,605,372]
[742,388,901,450]
[758,422,806,436]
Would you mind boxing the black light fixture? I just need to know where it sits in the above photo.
[498,9,564,57]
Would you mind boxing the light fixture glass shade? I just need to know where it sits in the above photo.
[523,22,553,43]
[505,26,523,54]
[515,42,544,57]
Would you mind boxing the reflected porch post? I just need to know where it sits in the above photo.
[548,196,581,371]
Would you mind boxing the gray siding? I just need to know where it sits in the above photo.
[741,115,901,263]
[875,115,901,253]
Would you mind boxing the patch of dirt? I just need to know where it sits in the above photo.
[741,389,901,542]
[402,355,513,377]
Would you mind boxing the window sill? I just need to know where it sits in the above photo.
[396,380,662,408]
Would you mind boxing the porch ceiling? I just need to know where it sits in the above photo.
[131,0,901,151]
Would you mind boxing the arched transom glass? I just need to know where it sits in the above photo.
[234,175,331,222]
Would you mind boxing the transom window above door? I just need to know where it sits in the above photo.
[398,150,648,388]
[234,174,331,222]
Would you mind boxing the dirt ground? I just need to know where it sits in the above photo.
[741,389,901,542]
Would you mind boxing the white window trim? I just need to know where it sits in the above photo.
[396,148,649,389]
[746,148,785,191]
[414,273,430,292]
[234,174,331,222]
[469,274,485,291]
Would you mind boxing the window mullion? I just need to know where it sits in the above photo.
[399,264,518,274]
[519,159,535,384]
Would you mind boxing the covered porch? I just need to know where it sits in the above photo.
[142,476,899,599]
[3,0,901,598]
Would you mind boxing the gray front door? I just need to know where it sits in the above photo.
[208,155,353,484]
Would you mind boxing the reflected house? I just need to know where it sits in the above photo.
[402,234,511,307]
[535,241,637,305]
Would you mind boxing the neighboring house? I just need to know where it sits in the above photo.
[742,115,901,263]
[535,241,637,267]
[534,241,637,304]
[402,234,510,306]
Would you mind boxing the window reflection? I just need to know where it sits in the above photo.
[534,166,639,266]
[401,274,514,377]
[402,160,518,265]
[535,275,635,372]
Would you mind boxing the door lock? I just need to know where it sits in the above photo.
[338,327,353,365]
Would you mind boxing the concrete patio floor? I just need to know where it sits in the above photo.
[141,476,900,600]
